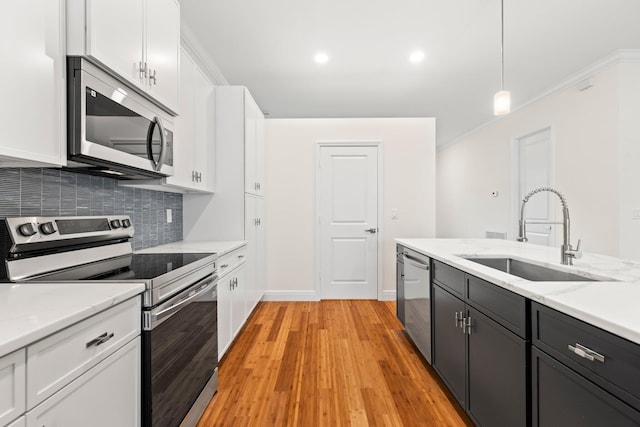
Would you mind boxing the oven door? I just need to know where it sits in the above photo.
[142,274,218,427]
[68,57,174,178]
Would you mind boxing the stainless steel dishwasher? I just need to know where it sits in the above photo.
[397,245,432,363]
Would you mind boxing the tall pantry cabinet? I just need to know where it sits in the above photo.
[183,86,265,338]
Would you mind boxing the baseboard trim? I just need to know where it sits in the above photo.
[379,290,396,301]
[262,290,320,301]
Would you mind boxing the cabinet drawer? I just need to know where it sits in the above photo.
[432,260,465,297]
[218,246,247,278]
[27,297,141,409]
[467,275,528,338]
[532,302,640,410]
[0,349,25,426]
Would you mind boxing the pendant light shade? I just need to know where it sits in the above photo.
[494,0,510,116]
[494,90,510,115]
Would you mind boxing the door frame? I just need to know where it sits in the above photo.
[315,141,384,300]
[510,125,556,241]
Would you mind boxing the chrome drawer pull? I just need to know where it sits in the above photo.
[568,343,605,363]
[86,332,115,348]
[221,264,229,268]
[465,317,472,335]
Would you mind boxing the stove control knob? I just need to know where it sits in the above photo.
[18,223,37,237]
[121,219,131,228]
[110,219,122,229]
[39,222,57,235]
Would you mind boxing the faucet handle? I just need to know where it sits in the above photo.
[567,239,583,260]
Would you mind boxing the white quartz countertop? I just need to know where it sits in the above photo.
[0,282,144,357]
[396,238,640,346]
[136,240,246,257]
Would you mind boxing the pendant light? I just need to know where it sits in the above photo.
[494,0,510,115]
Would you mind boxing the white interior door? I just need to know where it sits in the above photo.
[319,145,378,299]
[516,128,554,246]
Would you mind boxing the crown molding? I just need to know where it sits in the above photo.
[439,49,640,151]
[180,23,229,86]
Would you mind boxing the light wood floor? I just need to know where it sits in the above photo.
[197,301,473,426]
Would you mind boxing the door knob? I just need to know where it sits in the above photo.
[365,228,377,234]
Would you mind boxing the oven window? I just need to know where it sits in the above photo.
[84,87,173,166]
[143,287,217,427]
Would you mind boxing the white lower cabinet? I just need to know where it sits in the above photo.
[0,350,26,426]
[217,246,249,359]
[26,338,141,427]
[0,297,141,427]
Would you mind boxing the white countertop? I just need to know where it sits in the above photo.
[396,238,640,346]
[136,240,246,256]
[0,282,144,357]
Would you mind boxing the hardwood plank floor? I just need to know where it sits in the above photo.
[197,301,473,426]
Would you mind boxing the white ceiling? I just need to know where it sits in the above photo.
[179,0,640,144]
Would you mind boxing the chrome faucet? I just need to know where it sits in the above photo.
[517,187,582,265]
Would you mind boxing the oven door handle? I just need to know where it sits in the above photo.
[146,275,217,329]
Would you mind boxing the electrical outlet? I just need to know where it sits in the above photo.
[391,208,398,220]
[166,209,173,223]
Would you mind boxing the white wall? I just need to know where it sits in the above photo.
[264,118,436,300]
[438,57,640,259]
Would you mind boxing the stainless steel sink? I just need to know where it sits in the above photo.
[463,257,599,282]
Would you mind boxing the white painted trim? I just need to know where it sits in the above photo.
[314,141,384,300]
[379,290,396,302]
[261,290,320,302]
[440,49,640,150]
[180,23,229,86]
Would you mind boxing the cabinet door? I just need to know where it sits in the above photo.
[166,49,195,188]
[244,91,258,194]
[26,338,141,427]
[218,273,232,359]
[86,0,144,87]
[396,258,405,325]
[192,66,215,192]
[244,195,257,307]
[432,284,466,406]
[467,307,528,427]
[254,108,265,196]
[532,346,640,427]
[254,197,265,304]
[144,0,179,112]
[0,0,66,166]
[231,266,247,339]
[0,350,25,426]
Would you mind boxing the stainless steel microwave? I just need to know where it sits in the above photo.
[67,57,174,179]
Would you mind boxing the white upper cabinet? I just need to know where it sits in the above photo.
[0,0,66,167]
[244,91,265,196]
[67,0,180,114]
[164,48,215,193]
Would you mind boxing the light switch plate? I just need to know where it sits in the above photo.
[166,209,173,223]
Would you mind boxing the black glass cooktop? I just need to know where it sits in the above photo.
[30,252,215,282]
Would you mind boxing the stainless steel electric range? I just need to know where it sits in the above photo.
[0,215,218,427]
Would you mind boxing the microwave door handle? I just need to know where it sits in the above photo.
[146,116,167,171]
[155,116,167,171]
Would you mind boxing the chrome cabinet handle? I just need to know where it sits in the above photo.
[86,332,114,348]
[365,228,377,234]
[568,343,605,363]
[149,69,157,85]
[221,264,229,268]
[139,61,148,79]
[455,311,462,327]
[238,255,245,259]
[465,317,472,335]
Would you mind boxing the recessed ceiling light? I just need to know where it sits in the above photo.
[410,51,425,63]
[315,52,329,64]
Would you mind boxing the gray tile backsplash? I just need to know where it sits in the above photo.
[0,168,182,250]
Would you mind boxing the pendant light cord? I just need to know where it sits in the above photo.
[500,0,505,90]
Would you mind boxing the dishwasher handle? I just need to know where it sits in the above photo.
[403,254,430,270]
